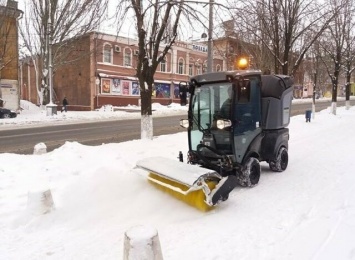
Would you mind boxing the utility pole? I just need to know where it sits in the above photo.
[46,1,57,116]
[312,72,316,120]
[312,54,319,120]
[207,0,213,73]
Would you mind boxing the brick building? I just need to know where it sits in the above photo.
[21,32,225,111]
[0,0,22,110]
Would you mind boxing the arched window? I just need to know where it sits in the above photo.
[216,64,221,72]
[202,61,207,73]
[189,64,193,76]
[103,44,112,63]
[196,65,201,75]
[189,58,195,76]
[160,57,166,72]
[195,59,201,75]
[178,58,184,74]
[124,48,132,66]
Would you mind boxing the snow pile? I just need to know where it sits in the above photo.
[20,100,42,111]
[1,100,188,128]
[0,106,355,259]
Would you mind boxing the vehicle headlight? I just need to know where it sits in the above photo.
[216,119,232,129]
[179,119,190,128]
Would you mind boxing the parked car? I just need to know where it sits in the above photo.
[0,108,17,118]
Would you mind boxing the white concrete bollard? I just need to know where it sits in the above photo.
[27,189,55,215]
[123,225,163,260]
[33,142,47,155]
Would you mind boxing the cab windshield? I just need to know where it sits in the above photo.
[190,82,232,150]
[189,76,261,154]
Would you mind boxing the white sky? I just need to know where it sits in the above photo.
[1,99,355,259]
[15,0,232,41]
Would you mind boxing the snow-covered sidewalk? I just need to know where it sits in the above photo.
[0,103,355,259]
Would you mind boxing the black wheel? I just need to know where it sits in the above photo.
[269,147,288,172]
[2,113,10,119]
[237,157,261,187]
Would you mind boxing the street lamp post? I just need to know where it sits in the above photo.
[311,54,319,120]
[207,0,214,73]
[312,71,317,120]
[46,2,57,116]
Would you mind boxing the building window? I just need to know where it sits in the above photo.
[202,61,207,73]
[216,64,221,72]
[103,44,112,63]
[178,58,184,74]
[124,48,132,66]
[197,65,201,75]
[160,58,166,72]
[189,64,193,76]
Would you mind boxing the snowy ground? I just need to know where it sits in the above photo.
[1,100,355,259]
[0,101,188,129]
[1,97,352,128]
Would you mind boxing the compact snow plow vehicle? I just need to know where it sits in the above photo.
[136,70,293,211]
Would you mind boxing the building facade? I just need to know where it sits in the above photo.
[0,0,22,110]
[21,32,225,111]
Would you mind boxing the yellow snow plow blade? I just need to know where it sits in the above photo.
[148,172,217,212]
[136,156,224,211]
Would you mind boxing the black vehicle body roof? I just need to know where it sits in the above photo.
[190,70,262,85]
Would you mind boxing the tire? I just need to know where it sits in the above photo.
[269,147,288,172]
[237,157,261,187]
[2,113,10,119]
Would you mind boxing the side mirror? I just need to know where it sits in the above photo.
[179,82,188,106]
[237,79,251,103]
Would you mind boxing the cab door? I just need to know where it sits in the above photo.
[232,76,262,163]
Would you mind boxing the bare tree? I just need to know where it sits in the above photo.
[113,0,235,139]
[318,0,352,114]
[134,0,184,139]
[343,0,355,109]
[309,41,328,97]
[19,0,108,106]
[233,0,336,77]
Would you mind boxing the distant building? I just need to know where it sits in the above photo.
[20,32,225,111]
[20,24,321,110]
[0,0,22,110]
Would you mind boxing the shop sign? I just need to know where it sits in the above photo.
[192,44,208,53]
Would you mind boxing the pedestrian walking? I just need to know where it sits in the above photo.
[62,97,68,112]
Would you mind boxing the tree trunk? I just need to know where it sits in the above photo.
[141,89,152,116]
[331,79,337,115]
[140,85,153,139]
[345,73,351,110]
[0,69,2,100]
[331,81,337,103]
[42,84,49,105]
[282,42,290,75]
[331,102,337,115]
[141,114,153,139]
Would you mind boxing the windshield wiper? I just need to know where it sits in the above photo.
[192,112,210,133]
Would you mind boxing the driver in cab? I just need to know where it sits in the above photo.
[219,86,232,119]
